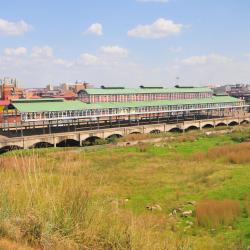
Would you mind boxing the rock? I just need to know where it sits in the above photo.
[186,201,196,206]
[172,209,177,215]
[186,221,194,226]
[146,204,162,211]
[169,209,177,217]
[182,210,193,217]
[176,207,184,213]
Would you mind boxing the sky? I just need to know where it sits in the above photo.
[0,0,250,87]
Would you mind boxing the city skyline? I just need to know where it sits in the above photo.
[1,0,250,87]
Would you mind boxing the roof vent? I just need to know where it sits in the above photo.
[101,86,125,89]
[175,85,194,88]
[140,85,163,89]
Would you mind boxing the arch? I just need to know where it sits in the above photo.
[185,125,199,131]
[0,145,22,154]
[82,136,102,146]
[150,129,161,134]
[129,132,142,135]
[202,124,214,129]
[240,120,249,125]
[168,127,182,133]
[56,139,80,147]
[228,121,239,126]
[106,134,123,142]
[30,141,54,149]
[216,122,227,127]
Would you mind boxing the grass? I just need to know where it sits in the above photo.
[196,199,241,228]
[0,127,249,249]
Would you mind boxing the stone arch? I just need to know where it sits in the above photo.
[30,141,54,149]
[150,129,161,134]
[168,127,182,133]
[82,136,102,146]
[185,125,199,131]
[202,123,214,129]
[106,134,123,142]
[57,139,80,147]
[240,120,249,125]
[0,145,23,154]
[129,132,141,135]
[216,122,227,127]
[228,121,239,126]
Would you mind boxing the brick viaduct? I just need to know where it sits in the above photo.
[0,115,249,150]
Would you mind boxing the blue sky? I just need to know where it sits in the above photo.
[0,0,250,87]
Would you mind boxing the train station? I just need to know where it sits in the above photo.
[0,86,247,137]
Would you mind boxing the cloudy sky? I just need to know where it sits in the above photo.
[0,0,250,87]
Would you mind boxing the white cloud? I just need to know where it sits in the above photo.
[128,18,183,39]
[80,53,101,66]
[31,46,54,58]
[137,0,169,3]
[53,58,72,68]
[100,46,128,57]
[2,44,248,88]
[4,47,27,56]
[181,54,232,65]
[85,23,103,36]
[0,18,32,36]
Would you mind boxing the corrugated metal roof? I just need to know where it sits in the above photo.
[86,96,241,109]
[12,99,85,112]
[11,96,242,113]
[83,87,213,95]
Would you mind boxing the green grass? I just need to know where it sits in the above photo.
[0,127,250,249]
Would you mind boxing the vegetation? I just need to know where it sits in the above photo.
[0,127,249,249]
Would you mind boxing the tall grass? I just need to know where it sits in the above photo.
[196,199,241,228]
[191,142,250,164]
[0,151,192,250]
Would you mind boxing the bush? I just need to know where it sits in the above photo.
[196,199,241,228]
[136,143,149,152]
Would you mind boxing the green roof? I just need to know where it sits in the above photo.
[86,96,242,109]
[12,99,85,113]
[11,96,242,113]
[83,86,213,95]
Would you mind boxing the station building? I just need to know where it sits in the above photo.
[78,86,213,103]
[0,85,247,134]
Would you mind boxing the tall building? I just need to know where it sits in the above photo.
[0,77,23,100]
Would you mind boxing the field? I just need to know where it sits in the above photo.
[0,127,250,250]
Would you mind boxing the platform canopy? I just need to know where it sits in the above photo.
[10,96,243,114]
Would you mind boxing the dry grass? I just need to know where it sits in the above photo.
[0,130,250,249]
[0,238,34,250]
[196,199,241,228]
[191,142,250,164]
[0,151,194,250]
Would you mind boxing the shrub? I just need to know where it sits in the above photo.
[136,143,149,152]
[196,199,241,228]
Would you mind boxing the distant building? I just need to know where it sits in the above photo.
[0,77,23,100]
[213,84,250,101]
[78,85,213,103]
